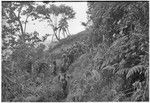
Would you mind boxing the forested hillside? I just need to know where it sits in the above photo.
[2,1,149,102]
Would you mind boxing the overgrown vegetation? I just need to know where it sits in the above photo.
[2,1,149,102]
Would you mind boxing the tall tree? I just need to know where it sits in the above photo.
[36,3,75,41]
[3,2,37,41]
[2,1,44,60]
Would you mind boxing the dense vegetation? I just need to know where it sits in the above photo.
[2,1,149,102]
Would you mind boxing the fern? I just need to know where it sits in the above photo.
[102,65,115,71]
[116,69,128,75]
[126,65,145,79]
[99,36,129,70]
[102,66,116,79]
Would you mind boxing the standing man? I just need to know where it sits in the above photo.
[53,61,57,76]
[60,54,69,74]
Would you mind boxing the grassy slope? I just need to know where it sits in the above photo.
[48,30,90,53]
[46,30,91,62]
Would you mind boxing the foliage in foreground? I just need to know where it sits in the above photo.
[2,1,149,102]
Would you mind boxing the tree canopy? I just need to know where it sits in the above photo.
[35,3,76,41]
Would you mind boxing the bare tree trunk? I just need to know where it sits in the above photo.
[24,15,30,33]
[18,20,24,39]
[13,5,25,42]
[62,30,65,38]
[53,29,60,41]
[66,27,71,35]
[64,29,69,37]
[58,28,61,39]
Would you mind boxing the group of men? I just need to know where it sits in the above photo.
[52,53,73,76]
[52,53,73,98]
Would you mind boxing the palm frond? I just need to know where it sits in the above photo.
[102,65,116,77]
[102,65,115,71]
[126,65,145,79]
[100,36,128,69]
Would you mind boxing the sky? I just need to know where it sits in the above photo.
[25,2,88,42]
